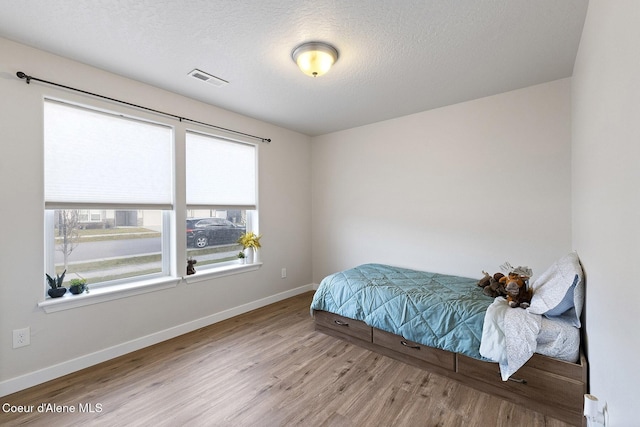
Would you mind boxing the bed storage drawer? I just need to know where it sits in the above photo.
[525,352,587,383]
[372,328,455,371]
[313,310,372,342]
[457,354,585,415]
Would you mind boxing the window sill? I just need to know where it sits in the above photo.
[185,261,263,284]
[38,277,181,313]
[38,262,261,313]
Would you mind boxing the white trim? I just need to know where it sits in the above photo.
[185,262,262,284]
[2,283,315,397]
[40,262,265,312]
[39,277,181,313]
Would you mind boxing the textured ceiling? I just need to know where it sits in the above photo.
[0,1,588,136]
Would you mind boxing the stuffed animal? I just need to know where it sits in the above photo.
[187,258,197,275]
[477,271,491,288]
[477,271,506,298]
[499,273,532,308]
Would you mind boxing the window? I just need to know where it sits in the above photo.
[41,99,261,304]
[47,208,166,284]
[185,131,258,269]
[44,100,173,290]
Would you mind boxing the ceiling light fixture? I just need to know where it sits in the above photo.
[291,42,339,77]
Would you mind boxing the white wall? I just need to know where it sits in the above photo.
[0,37,312,395]
[572,1,640,425]
[312,79,573,283]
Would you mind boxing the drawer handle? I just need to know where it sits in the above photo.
[504,375,527,385]
[334,319,349,327]
[400,340,420,350]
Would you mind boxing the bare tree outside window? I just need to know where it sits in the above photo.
[57,209,80,271]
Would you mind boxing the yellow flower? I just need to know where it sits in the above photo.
[238,232,262,249]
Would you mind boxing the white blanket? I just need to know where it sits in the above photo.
[479,297,541,381]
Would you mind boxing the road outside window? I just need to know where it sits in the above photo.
[48,209,165,287]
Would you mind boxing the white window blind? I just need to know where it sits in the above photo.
[44,100,173,208]
[186,132,257,209]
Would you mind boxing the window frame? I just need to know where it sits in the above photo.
[183,129,261,276]
[43,209,172,290]
[42,98,175,295]
[39,96,262,312]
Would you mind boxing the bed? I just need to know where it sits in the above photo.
[311,254,587,426]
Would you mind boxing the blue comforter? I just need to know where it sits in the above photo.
[311,263,494,360]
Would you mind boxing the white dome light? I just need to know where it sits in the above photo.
[292,42,339,77]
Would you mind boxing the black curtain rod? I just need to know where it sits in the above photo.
[16,71,271,143]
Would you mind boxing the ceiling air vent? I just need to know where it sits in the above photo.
[188,69,229,87]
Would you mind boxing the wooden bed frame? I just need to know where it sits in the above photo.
[314,309,587,426]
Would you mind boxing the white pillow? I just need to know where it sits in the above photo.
[528,252,584,327]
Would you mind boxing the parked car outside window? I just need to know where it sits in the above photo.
[186,218,246,248]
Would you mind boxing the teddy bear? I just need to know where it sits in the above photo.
[499,273,532,308]
[477,271,507,298]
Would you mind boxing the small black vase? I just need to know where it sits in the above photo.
[48,287,67,298]
[69,285,86,295]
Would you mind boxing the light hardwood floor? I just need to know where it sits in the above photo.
[1,292,574,426]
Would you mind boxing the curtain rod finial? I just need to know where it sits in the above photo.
[16,71,31,83]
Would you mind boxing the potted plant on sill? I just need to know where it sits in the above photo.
[69,278,88,295]
[237,251,246,264]
[237,232,261,264]
[46,270,67,298]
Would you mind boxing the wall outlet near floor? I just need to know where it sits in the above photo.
[281,268,287,278]
[13,327,30,348]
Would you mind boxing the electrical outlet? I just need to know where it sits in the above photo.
[13,327,30,348]
[281,268,287,278]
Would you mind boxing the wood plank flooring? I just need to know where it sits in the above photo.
[1,292,574,426]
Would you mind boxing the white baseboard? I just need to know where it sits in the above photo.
[0,284,315,397]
